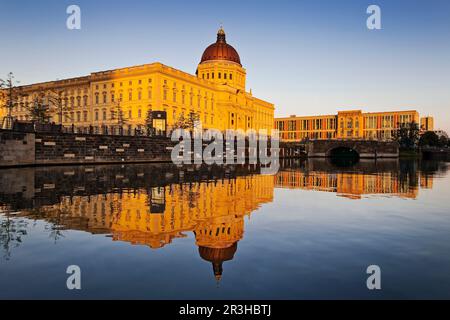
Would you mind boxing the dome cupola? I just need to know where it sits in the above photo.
[200,28,242,66]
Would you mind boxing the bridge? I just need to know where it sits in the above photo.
[305,139,399,159]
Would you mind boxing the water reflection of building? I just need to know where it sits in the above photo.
[25,174,274,280]
[274,170,427,199]
[0,161,441,279]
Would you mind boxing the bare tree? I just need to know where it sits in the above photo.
[24,89,52,124]
[0,72,22,129]
[45,88,72,125]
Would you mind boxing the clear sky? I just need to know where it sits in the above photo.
[1,0,449,131]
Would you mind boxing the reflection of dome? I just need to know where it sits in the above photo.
[199,243,238,281]
[200,28,242,66]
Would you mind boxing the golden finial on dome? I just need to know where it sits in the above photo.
[217,25,226,43]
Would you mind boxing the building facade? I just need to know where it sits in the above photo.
[275,109,420,141]
[1,28,274,134]
[420,116,434,132]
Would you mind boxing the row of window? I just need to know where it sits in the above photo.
[94,89,152,105]
[201,72,233,80]
[282,132,336,140]
[276,118,337,131]
[94,78,152,91]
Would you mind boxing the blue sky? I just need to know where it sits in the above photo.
[1,0,449,131]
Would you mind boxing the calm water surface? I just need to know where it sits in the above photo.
[1,159,450,299]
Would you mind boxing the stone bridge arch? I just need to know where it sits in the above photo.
[306,140,399,159]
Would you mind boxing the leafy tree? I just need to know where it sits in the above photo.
[393,122,420,149]
[439,135,449,148]
[111,99,127,134]
[173,113,190,130]
[145,109,153,134]
[187,112,201,131]
[419,131,440,147]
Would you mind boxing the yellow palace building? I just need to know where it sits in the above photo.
[1,28,274,134]
[275,109,422,141]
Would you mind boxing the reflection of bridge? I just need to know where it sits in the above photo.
[305,140,399,158]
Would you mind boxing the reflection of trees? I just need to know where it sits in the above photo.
[22,207,72,244]
[43,210,67,244]
[187,183,200,209]
[0,214,29,260]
